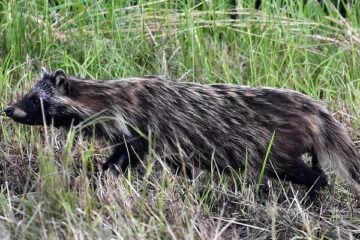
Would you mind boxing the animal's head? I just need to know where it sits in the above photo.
[4,67,76,127]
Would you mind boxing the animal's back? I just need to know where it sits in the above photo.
[123,79,327,175]
[129,79,360,198]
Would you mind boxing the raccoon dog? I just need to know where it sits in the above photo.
[5,68,360,199]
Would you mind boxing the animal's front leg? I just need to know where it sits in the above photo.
[102,142,146,174]
[102,146,128,174]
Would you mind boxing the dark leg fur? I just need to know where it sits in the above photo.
[309,151,328,200]
[311,150,323,173]
[101,146,128,173]
[102,142,146,174]
[273,157,328,202]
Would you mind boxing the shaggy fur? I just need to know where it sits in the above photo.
[5,68,360,199]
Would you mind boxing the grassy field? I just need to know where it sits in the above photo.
[1,0,360,239]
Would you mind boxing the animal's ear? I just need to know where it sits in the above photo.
[53,69,70,94]
[40,67,50,79]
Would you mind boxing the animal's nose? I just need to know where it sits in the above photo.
[4,106,15,116]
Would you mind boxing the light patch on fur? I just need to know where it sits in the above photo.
[99,108,133,142]
[40,67,50,79]
[304,114,321,135]
[113,111,132,137]
[13,108,27,118]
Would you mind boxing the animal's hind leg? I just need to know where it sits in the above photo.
[274,158,328,201]
[309,151,328,200]
[311,150,326,175]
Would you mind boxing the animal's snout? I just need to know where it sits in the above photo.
[4,106,15,117]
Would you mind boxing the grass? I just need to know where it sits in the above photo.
[1,0,360,239]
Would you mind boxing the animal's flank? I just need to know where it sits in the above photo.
[4,68,360,200]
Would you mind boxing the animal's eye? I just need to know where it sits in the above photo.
[31,96,40,104]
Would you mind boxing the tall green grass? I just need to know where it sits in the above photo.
[1,0,360,239]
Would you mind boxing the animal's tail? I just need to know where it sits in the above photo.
[315,110,360,197]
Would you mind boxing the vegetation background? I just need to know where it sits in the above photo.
[1,0,360,239]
